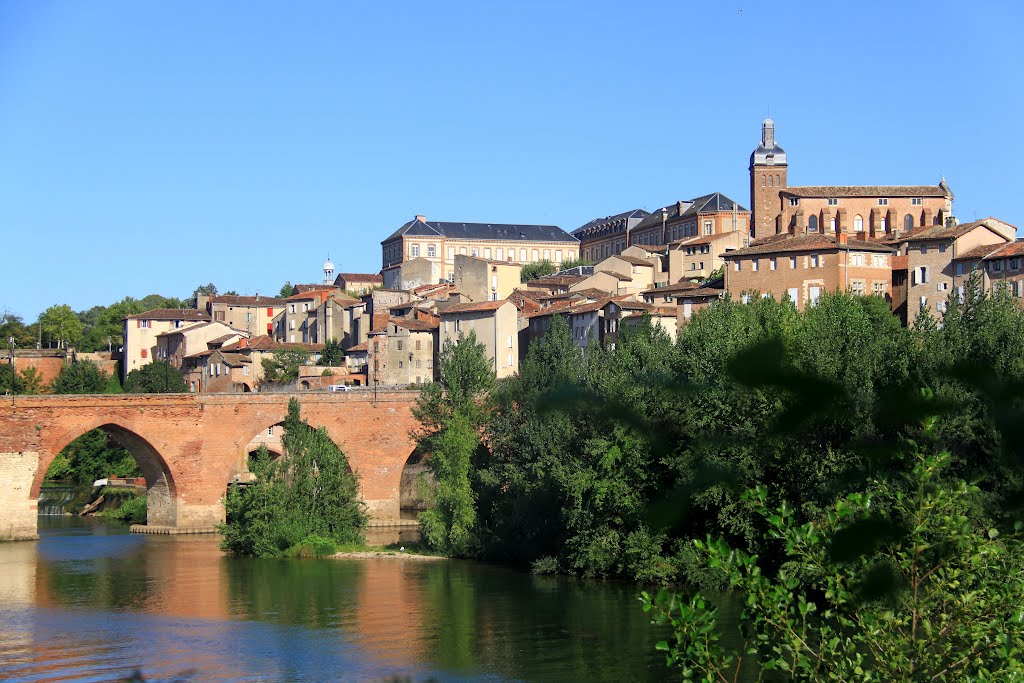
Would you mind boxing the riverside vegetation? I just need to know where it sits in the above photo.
[412,273,1024,678]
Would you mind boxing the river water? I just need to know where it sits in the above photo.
[0,518,675,682]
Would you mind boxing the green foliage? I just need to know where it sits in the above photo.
[193,282,218,298]
[284,534,338,558]
[319,338,344,366]
[520,259,558,282]
[18,366,44,394]
[642,447,1024,681]
[0,363,25,394]
[51,360,108,394]
[124,360,187,393]
[414,331,495,556]
[1,310,36,348]
[559,257,589,270]
[278,281,295,298]
[260,348,312,385]
[419,411,479,556]
[220,400,367,557]
[39,304,83,349]
[97,492,147,524]
[45,429,140,485]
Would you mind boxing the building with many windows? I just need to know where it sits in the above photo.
[122,308,210,379]
[749,118,954,241]
[571,209,649,263]
[629,193,749,249]
[381,215,579,288]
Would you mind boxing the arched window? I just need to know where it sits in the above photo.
[762,175,766,188]
[808,215,818,232]
[854,215,864,233]
[768,175,773,188]
[776,174,781,187]
[830,217,837,232]
[880,217,887,233]
[904,214,914,231]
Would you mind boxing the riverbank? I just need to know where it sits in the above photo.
[332,549,446,561]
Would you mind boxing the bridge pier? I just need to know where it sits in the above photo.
[0,450,41,541]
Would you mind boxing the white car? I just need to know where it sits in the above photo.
[327,384,352,392]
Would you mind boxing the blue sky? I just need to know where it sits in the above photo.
[2,1,1022,320]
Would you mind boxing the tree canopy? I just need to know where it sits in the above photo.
[51,360,109,394]
[124,360,188,393]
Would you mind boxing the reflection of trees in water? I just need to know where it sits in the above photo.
[224,556,364,628]
[419,561,673,682]
[41,546,151,611]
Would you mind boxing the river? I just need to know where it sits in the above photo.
[0,517,675,682]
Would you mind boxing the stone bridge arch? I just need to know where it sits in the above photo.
[0,391,421,541]
[35,421,178,527]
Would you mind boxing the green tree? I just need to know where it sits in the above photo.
[319,339,344,367]
[220,399,367,557]
[39,304,83,349]
[19,366,44,394]
[414,331,495,556]
[1,310,36,348]
[192,283,218,298]
[642,447,1024,681]
[123,360,187,393]
[520,259,558,282]
[51,360,108,394]
[260,348,312,384]
[0,364,25,394]
[45,429,139,485]
[278,281,295,298]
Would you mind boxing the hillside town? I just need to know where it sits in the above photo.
[11,119,1020,393]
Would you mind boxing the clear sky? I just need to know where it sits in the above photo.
[2,1,1022,320]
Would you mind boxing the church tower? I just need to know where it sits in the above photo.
[749,118,788,240]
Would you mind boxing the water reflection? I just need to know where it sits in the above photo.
[0,518,672,682]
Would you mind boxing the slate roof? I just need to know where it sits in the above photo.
[782,184,951,199]
[571,208,650,238]
[632,193,748,233]
[125,308,211,322]
[383,218,578,244]
[722,233,897,257]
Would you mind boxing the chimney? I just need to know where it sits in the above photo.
[239,338,248,348]
[415,214,427,223]
[838,231,848,245]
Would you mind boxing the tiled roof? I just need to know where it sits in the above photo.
[525,299,588,319]
[953,244,1003,261]
[641,281,701,296]
[722,233,897,257]
[209,295,286,307]
[671,232,739,248]
[219,353,250,367]
[571,209,650,237]
[984,241,1024,259]
[207,333,242,345]
[900,217,1017,243]
[346,341,368,352]
[154,321,213,338]
[383,218,578,244]
[891,255,909,270]
[392,318,439,332]
[527,275,587,286]
[613,255,655,267]
[218,335,324,353]
[125,308,211,322]
[371,312,390,333]
[439,300,510,315]
[334,273,383,284]
[676,287,725,300]
[782,185,950,198]
[286,288,336,301]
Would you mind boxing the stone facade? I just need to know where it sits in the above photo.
[438,300,519,378]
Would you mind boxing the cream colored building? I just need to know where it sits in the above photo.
[198,295,286,338]
[382,215,579,287]
[438,299,519,378]
[451,255,522,302]
[123,308,210,379]
[669,231,745,282]
[155,321,248,369]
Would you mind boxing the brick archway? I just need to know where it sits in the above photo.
[0,391,420,540]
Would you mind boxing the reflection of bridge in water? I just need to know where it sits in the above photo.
[1,392,423,541]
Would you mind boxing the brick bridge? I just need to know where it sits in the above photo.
[0,391,421,541]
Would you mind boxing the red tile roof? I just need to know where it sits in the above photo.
[641,281,701,296]
[900,217,1018,243]
[439,300,510,314]
[393,318,439,332]
[782,185,949,198]
[218,335,324,353]
[722,233,896,257]
[335,273,383,283]
[346,341,368,352]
